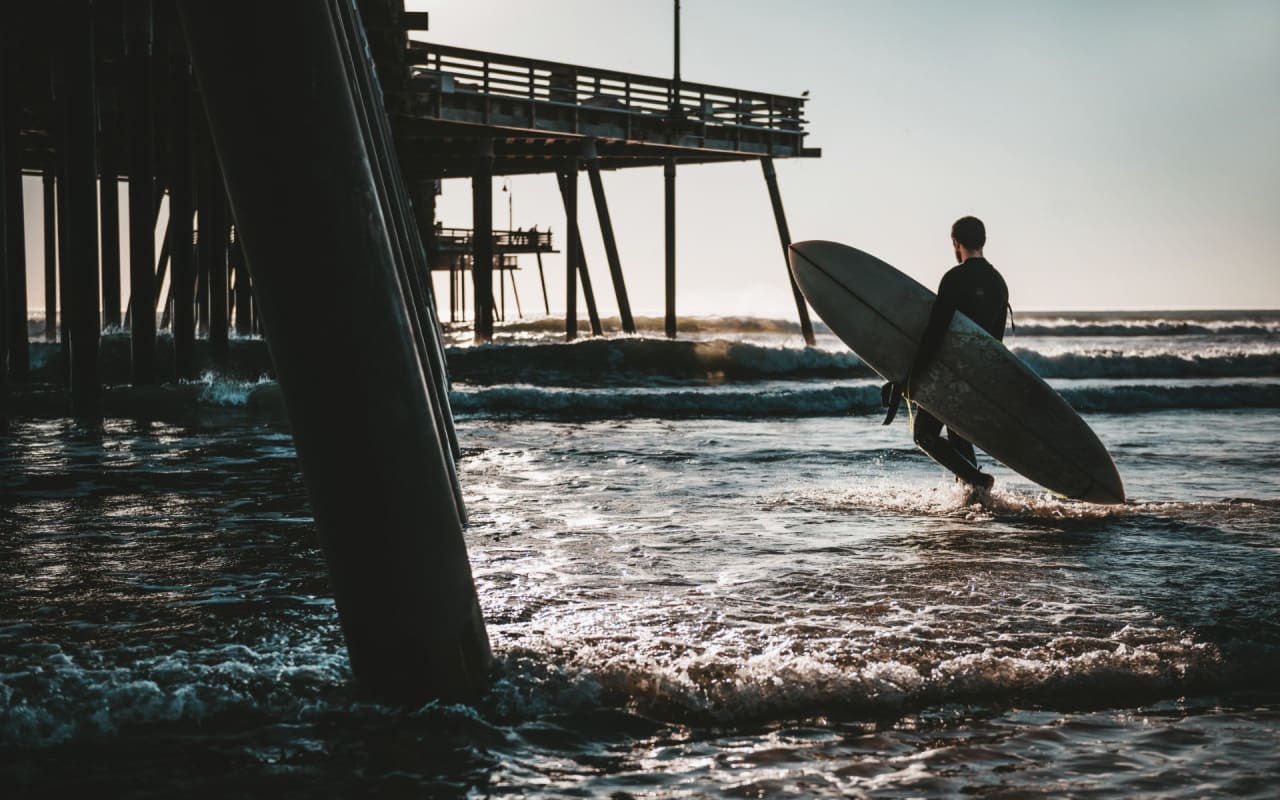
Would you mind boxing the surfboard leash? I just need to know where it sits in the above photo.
[904,376,917,432]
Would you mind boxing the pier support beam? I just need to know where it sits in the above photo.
[3,46,29,379]
[42,169,56,342]
[535,248,549,315]
[199,138,228,359]
[563,161,578,340]
[585,146,635,334]
[98,124,121,330]
[179,0,490,703]
[472,140,493,342]
[232,236,251,337]
[664,156,677,339]
[761,158,814,346]
[0,41,8,430]
[126,0,156,384]
[169,47,195,378]
[61,5,102,418]
[557,166,602,338]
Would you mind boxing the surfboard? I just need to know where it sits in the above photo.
[788,240,1125,504]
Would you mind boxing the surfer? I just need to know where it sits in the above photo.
[893,216,1009,493]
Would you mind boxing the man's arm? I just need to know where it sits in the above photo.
[904,275,957,390]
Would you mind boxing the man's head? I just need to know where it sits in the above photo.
[951,216,986,262]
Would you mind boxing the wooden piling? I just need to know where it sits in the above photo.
[0,43,8,431]
[41,169,56,342]
[232,235,251,337]
[178,0,490,703]
[449,254,457,322]
[98,127,122,330]
[472,140,494,342]
[126,0,156,384]
[761,158,815,346]
[3,46,30,378]
[200,139,228,359]
[55,83,70,364]
[535,248,549,315]
[562,161,578,340]
[169,46,195,378]
[584,147,635,334]
[61,4,102,418]
[556,167,602,337]
[664,155,677,339]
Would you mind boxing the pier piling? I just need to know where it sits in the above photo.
[179,0,490,703]
[60,4,102,418]
[3,45,29,379]
[761,158,814,346]
[169,46,195,378]
[0,40,8,432]
[664,156,677,339]
[126,0,156,384]
[471,140,494,342]
[557,167,602,338]
[232,236,251,337]
[585,147,635,335]
[41,169,56,342]
[200,143,228,360]
[562,161,579,340]
[98,126,121,330]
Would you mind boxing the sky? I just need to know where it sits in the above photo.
[20,0,1280,319]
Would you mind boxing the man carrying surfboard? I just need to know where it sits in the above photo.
[894,216,1008,493]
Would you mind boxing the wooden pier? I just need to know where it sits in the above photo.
[431,226,556,323]
[0,0,821,702]
[387,40,820,342]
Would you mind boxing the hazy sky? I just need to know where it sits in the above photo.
[420,0,1280,316]
[20,0,1280,319]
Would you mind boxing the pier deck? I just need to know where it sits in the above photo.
[393,41,819,178]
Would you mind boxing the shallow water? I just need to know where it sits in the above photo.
[3,311,1279,796]
[2,409,1278,797]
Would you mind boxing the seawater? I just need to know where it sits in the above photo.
[2,310,1278,797]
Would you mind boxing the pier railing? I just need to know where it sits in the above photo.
[435,226,555,252]
[403,41,809,143]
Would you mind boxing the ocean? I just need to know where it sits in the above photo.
[2,309,1278,797]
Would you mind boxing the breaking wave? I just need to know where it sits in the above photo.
[450,381,1280,419]
[447,339,1280,385]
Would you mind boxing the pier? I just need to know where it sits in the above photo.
[0,0,819,702]
[393,40,820,342]
[432,225,557,323]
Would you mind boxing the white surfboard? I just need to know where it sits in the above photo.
[789,240,1124,504]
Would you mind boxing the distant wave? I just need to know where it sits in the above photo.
[1012,350,1280,380]
[1014,321,1280,337]
[448,339,1280,385]
[450,382,1280,420]
[448,338,871,384]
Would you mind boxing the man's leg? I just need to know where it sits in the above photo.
[947,427,978,470]
[913,410,992,488]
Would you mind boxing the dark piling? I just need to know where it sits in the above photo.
[664,155,677,339]
[126,0,156,384]
[41,169,56,342]
[585,144,635,334]
[178,0,490,703]
[60,4,102,418]
[471,139,494,342]
[761,157,814,346]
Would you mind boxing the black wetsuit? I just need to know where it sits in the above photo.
[909,257,1008,487]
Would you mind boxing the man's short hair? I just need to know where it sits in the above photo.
[952,216,986,250]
